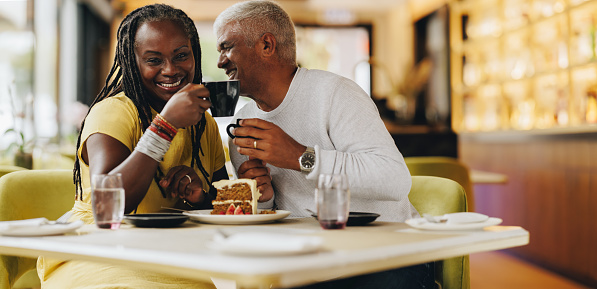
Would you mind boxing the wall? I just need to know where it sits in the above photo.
[460,134,597,287]
[110,1,416,101]
[371,5,415,99]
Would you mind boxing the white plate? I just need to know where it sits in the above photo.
[206,231,323,256]
[184,210,291,225]
[405,217,502,231]
[0,220,84,237]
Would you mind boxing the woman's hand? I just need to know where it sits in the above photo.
[160,83,211,128]
[238,157,273,202]
[159,165,205,204]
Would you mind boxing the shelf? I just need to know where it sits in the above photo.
[459,125,597,143]
[383,121,439,134]
[450,0,597,134]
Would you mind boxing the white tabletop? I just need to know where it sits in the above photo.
[0,218,528,288]
[470,169,508,184]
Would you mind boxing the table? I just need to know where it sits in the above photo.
[0,218,528,289]
[470,169,508,184]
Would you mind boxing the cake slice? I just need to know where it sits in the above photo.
[211,179,261,215]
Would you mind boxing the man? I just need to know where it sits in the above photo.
[214,0,419,222]
[213,1,434,288]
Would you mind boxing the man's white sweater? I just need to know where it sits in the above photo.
[229,68,418,222]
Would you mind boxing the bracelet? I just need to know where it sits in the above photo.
[182,188,208,208]
[153,118,177,136]
[156,114,177,131]
[134,129,171,162]
[182,198,195,208]
[182,198,198,208]
[148,124,173,142]
[151,114,178,141]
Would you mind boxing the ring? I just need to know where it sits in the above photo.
[253,140,258,149]
[184,174,192,183]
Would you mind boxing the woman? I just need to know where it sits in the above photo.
[38,4,224,288]
[77,3,227,219]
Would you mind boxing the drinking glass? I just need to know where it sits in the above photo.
[316,173,350,229]
[91,173,125,229]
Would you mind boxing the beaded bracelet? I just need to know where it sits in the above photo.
[149,123,174,142]
[152,114,177,140]
[153,118,177,137]
[156,114,177,132]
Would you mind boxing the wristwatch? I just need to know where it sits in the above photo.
[299,146,316,173]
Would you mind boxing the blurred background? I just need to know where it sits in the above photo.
[1,0,597,288]
[0,0,454,169]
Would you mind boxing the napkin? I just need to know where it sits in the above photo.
[0,218,84,237]
[445,212,489,224]
[211,232,323,255]
[0,218,49,231]
[405,212,501,231]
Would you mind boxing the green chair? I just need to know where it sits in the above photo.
[405,156,475,212]
[409,176,470,289]
[0,166,27,178]
[0,170,75,289]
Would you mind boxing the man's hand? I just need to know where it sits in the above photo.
[238,157,273,202]
[232,118,305,171]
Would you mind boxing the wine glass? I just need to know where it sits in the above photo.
[315,174,350,229]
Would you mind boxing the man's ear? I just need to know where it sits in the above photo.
[259,32,276,57]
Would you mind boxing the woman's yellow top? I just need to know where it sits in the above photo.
[72,92,226,222]
[38,92,224,288]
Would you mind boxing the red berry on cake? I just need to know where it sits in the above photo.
[225,204,236,215]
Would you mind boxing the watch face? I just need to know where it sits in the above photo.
[301,153,315,169]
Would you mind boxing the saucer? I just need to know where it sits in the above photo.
[124,213,189,228]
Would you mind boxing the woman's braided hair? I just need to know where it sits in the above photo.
[74,4,212,200]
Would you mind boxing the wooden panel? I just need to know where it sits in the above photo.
[459,135,597,287]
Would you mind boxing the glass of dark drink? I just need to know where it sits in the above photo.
[316,174,350,230]
[91,173,125,229]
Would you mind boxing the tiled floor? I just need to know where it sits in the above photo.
[470,251,591,289]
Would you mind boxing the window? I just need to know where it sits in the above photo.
[0,0,34,154]
[296,25,372,96]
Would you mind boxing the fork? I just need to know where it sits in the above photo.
[160,206,188,212]
[423,213,447,224]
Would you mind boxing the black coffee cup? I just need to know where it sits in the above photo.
[203,80,240,117]
[226,118,247,139]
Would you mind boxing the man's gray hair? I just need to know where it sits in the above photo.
[214,0,297,65]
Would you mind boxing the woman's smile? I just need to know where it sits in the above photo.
[134,20,195,110]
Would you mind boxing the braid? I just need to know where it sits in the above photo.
[191,118,213,193]
[74,60,121,199]
[74,4,212,201]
